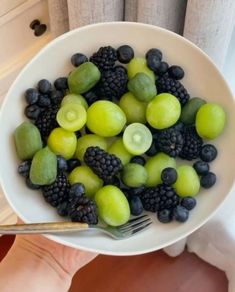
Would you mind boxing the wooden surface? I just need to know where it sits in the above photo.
[0,236,228,292]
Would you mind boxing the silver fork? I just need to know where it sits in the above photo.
[0,215,153,240]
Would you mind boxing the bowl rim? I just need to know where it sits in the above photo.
[1,21,235,256]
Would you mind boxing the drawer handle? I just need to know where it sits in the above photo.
[30,19,47,37]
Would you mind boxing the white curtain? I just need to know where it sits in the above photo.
[48,0,235,70]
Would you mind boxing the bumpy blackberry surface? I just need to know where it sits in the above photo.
[84,146,122,181]
[98,67,128,100]
[90,46,117,71]
[157,75,190,106]
[140,185,180,212]
[155,128,184,157]
[180,126,203,160]
[35,105,59,140]
[68,196,98,224]
[42,172,69,207]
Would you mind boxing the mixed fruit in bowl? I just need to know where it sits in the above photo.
[14,44,226,228]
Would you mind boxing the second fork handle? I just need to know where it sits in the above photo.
[0,222,89,235]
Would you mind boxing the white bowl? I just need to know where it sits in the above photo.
[1,22,235,256]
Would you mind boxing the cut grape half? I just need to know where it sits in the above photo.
[56,103,87,132]
[123,123,152,155]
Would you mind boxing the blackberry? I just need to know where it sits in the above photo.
[68,196,98,224]
[180,126,203,160]
[155,128,184,157]
[98,67,128,100]
[90,46,117,71]
[140,184,180,212]
[42,173,70,207]
[145,141,158,157]
[84,146,122,181]
[157,75,190,106]
[35,105,59,140]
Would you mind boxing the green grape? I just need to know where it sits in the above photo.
[127,57,155,82]
[86,100,126,137]
[76,134,108,161]
[56,103,87,132]
[123,123,152,155]
[95,185,130,226]
[127,72,157,102]
[119,92,147,124]
[180,97,206,125]
[69,166,103,198]
[173,165,200,197]
[108,137,132,165]
[122,163,148,187]
[47,127,77,159]
[146,93,181,129]
[196,103,226,139]
[145,153,176,186]
[61,94,88,110]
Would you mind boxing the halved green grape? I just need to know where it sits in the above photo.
[173,165,200,197]
[119,92,147,124]
[56,103,87,132]
[47,127,77,159]
[145,153,176,187]
[108,137,132,165]
[180,97,206,125]
[95,185,130,226]
[128,72,157,102]
[68,166,103,198]
[123,123,152,155]
[122,163,148,187]
[127,57,155,82]
[76,134,108,161]
[196,103,226,139]
[61,94,88,110]
[146,93,181,129]
[86,100,126,137]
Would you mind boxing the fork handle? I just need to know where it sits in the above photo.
[0,222,89,235]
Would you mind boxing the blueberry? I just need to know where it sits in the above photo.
[181,197,197,210]
[161,167,177,185]
[57,201,69,217]
[193,160,209,175]
[25,177,40,190]
[57,155,68,172]
[155,61,169,75]
[83,90,99,105]
[54,77,68,90]
[130,156,146,166]
[145,141,158,156]
[147,55,161,72]
[69,183,85,198]
[67,158,81,172]
[121,188,130,200]
[129,186,145,196]
[200,172,216,188]
[157,209,173,223]
[129,196,143,216]
[38,79,52,94]
[168,65,185,80]
[200,144,217,162]
[50,90,64,105]
[18,160,31,177]
[37,95,51,107]
[104,176,121,187]
[71,53,88,67]
[173,205,189,222]
[145,48,162,61]
[24,104,41,120]
[117,45,134,64]
[114,65,127,74]
[25,88,39,104]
